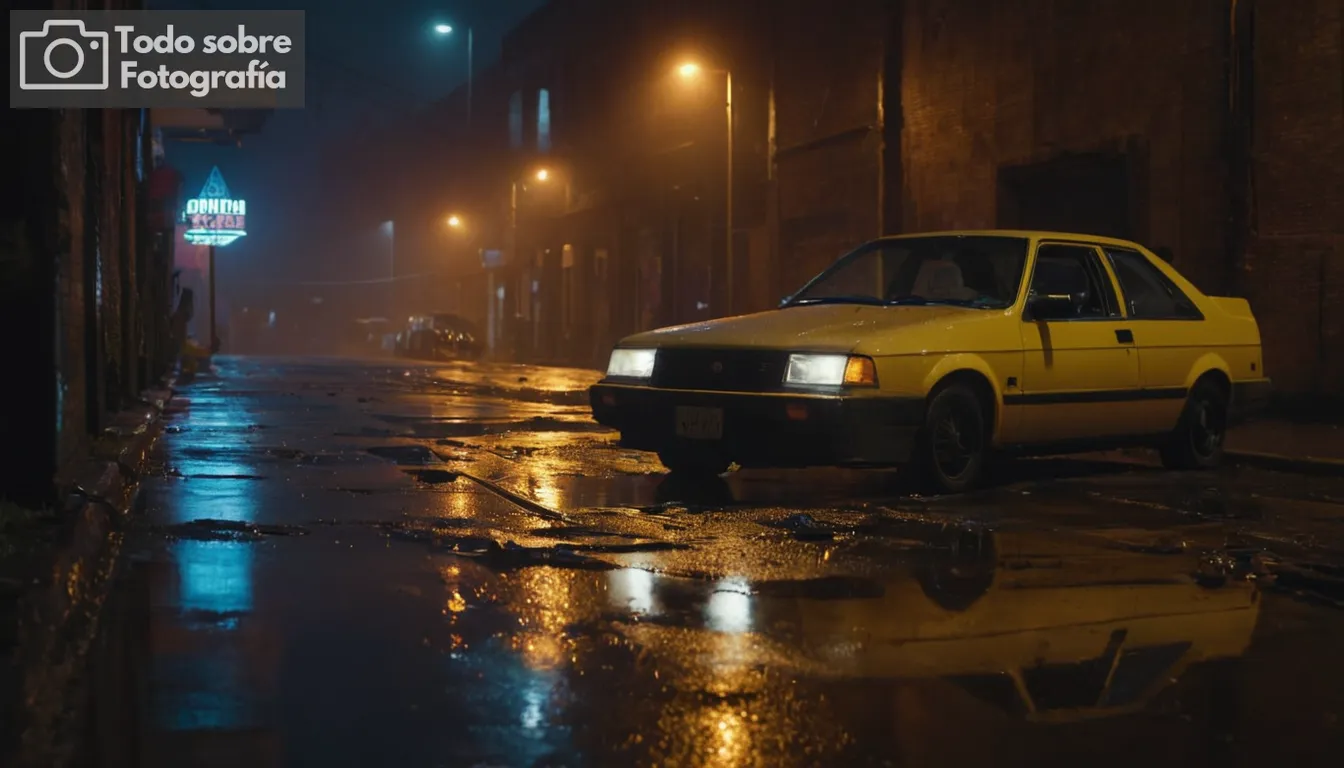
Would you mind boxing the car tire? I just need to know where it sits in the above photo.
[1160,379,1228,470]
[657,449,731,477]
[912,383,990,494]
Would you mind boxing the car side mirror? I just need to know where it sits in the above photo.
[1027,292,1081,321]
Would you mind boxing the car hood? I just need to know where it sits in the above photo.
[619,304,1005,354]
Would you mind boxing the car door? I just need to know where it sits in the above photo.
[1011,242,1144,444]
[1102,246,1208,433]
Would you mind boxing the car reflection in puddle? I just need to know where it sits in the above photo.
[572,526,1264,765]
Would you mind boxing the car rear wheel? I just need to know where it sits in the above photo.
[1160,380,1228,470]
[657,448,731,477]
[912,383,989,494]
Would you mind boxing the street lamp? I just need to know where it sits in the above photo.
[510,167,554,264]
[447,214,463,229]
[500,168,556,360]
[676,59,734,316]
[433,21,474,126]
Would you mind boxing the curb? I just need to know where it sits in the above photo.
[1225,449,1344,478]
[8,382,174,768]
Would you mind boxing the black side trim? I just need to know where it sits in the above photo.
[1003,387,1188,406]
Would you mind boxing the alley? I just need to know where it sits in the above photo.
[113,357,1344,767]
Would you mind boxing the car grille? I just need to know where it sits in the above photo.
[652,349,790,392]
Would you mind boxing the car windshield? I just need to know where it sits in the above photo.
[785,235,1030,309]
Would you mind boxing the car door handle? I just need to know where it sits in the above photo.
[1115,329,1134,344]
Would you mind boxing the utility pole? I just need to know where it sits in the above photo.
[724,70,734,317]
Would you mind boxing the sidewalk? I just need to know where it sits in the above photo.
[1226,419,1344,476]
[1,383,173,768]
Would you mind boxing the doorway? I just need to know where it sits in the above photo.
[997,151,1134,240]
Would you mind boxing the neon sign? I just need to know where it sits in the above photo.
[183,166,246,246]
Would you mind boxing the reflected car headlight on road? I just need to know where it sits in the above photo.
[606,348,657,380]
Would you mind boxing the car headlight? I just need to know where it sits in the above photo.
[606,348,657,379]
[784,354,877,387]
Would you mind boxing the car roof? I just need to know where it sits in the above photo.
[871,230,1151,251]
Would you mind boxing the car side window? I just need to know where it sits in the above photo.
[1028,244,1120,319]
[1105,248,1203,319]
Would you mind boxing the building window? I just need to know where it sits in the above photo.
[508,90,523,149]
[537,88,551,152]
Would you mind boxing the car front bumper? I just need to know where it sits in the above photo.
[589,383,926,468]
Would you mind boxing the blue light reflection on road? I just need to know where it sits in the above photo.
[175,539,255,617]
[154,387,265,733]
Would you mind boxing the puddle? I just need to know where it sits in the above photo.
[264,447,307,460]
[752,575,886,600]
[366,445,441,465]
[765,513,838,542]
[369,415,607,440]
[152,518,311,542]
[405,468,462,484]
[382,527,615,571]
[334,427,408,438]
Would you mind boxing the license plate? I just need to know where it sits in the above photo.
[675,406,723,440]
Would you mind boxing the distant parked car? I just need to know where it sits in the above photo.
[590,229,1271,493]
[352,318,392,355]
[397,313,483,361]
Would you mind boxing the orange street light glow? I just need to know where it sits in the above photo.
[677,62,701,78]
[534,168,550,181]
[447,214,462,228]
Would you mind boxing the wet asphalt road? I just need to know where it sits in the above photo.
[113,355,1344,767]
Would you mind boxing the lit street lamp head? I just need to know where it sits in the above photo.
[447,214,462,228]
[434,23,452,35]
[677,62,702,78]
[534,168,550,182]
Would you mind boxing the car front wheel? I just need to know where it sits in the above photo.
[912,383,989,494]
[1160,380,1228,470]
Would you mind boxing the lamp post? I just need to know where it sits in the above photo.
[508,167,553,270]
[676,61,733,317]
[433,22,473,126]
[381,220,395,318]
[505,168,553,361]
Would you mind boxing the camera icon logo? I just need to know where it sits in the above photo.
[18,19,110,91]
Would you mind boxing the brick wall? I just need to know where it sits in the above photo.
[773,0,888,298]
[58,108,92,470]
[900,0,1229,292]
[1243,0,1344,397]
[2,101,163,504]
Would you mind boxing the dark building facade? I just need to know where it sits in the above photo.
[3,102,174,507]
[0,3,262,505]
[382,0,1341,401]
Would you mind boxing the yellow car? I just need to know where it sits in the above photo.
[589,230,1271,492]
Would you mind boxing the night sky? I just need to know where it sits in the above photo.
[149,0,545,309]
